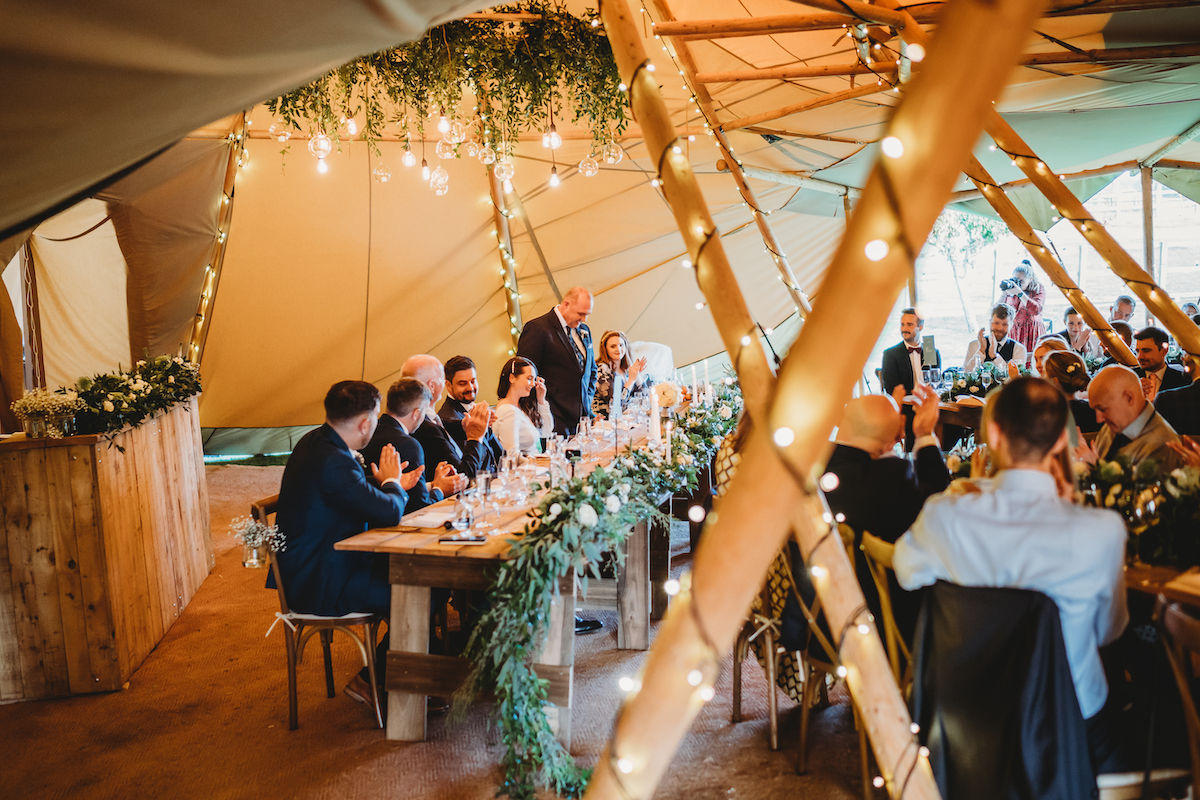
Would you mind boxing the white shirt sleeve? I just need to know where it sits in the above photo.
[892,505,951,591]
[536,399,554,437]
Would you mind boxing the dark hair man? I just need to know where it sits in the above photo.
[1133,326,1189,401]
[895,377,1129,769]
[964,303,1027,373]
[881,307,941,396]
[361,378,465,513]
[402,354,494,479]
[438,355,505,473]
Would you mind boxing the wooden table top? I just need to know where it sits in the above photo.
[1125,563,1200,607]
[336,425,652,560]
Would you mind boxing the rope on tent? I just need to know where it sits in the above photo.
[34,215,112,242]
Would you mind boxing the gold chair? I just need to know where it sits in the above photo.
[860,532,912,690]
[253,495,385,731]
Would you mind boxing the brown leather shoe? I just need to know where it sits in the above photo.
[343,674,374,707]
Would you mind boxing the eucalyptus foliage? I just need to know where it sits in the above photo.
[457,393,742,799]
[266,2,628,156]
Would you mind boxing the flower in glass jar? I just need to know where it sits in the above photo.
[577,504,598,528]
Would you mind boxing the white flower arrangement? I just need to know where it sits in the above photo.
[547,503,563,520]
[654,381,683,409]
[576,504,598,528]
[718,405,733,419]
[11,388,85,420]
[604,495,622,513]
[229,515,286,552]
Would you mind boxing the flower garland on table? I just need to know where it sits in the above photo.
[1078,457,1200,568]
[72,356,202,436]
[939,364,1029,402]
[455,391,740,799]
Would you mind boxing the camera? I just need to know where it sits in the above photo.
[999,278,1019,291]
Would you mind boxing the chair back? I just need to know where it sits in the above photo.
[911,581,1095,800]
[251,495,288,615]
[1158,597,1200,793]
[860,532,910,683]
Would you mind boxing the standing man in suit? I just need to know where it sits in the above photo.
[1133,326,1189,402]
[402,354,494,479]
[881,307,941,396]
[517,287,597,436]
[1155,355,1200,436]
[361,378,466,513]
[438,355,505,472]
[269,380,423,706]
[1075,366,1182,471]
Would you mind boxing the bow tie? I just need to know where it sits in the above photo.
[907,346,922,355]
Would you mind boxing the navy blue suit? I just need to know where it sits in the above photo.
[1155,379,1200,436]
[360,415,442,513]
[1136,364,1191,393]
[438,396,505,473]
[413,414,490,479]
[267,424,406,616]
[517,309,596,436]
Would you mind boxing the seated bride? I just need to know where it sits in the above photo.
[492,356,554,455]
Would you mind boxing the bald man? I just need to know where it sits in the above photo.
[517,287,597,436]
[402,354,494,479]
[1076,365,1182,471]
[803,384,950,642]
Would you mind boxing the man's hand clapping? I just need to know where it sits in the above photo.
[430,461,467,496]
[910,383,941,439]
[463,402,490,441]
[370,443,422,490]
[1072,429,1099,468]
[1168,435,1200,468]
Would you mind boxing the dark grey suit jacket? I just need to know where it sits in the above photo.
[516,308,596,435]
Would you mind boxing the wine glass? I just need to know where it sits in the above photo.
[981,371,994,391]
[451,490,474,532]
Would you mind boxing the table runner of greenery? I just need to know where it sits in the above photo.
[455,383,742,799]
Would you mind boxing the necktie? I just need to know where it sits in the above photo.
[1106,432,1132,458]
[1146,373,1160,402]
[568,327,585,367]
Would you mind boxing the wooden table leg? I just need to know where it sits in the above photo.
[387,580,430,741]
[617,518,650,650]
[650,511,671,620]
[536,578,576,750]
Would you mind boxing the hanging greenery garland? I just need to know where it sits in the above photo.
[265,2,629,162]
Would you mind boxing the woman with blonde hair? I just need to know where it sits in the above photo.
[1041,350,1100,439]
[592,330,650,419]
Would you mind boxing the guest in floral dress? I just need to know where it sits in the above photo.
[1001,260,1046,353]
[591,330,651,419]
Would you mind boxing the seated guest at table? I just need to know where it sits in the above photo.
[592,330,650,419]
[516,286,597,436]
[1031,335,1069,375]
[1110,294,1136,323]
[804,383,949,642]
[964,304,1027,373]
[493,356,554,455]
[402,354,494,479]
[1133,326,1189,401]
[1097,321,1134,369]
[999,260,1046,352]
[895,376,1131,770]
[1058,307,1104,360]
[270,380,422,704]
[1074,366,1182,470]
[1181,302,1199,318]
[361,378,466,513]
[438,355,505,473]
[881,307,940,395]
[1041,351,1101,439]
[1156,355,1200,436]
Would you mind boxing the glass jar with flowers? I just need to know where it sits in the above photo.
[229,515,285,568]
[10,388,86,438]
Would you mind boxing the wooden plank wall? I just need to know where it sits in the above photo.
[0,399,212,701]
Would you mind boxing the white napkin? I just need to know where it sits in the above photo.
[401,507,456,528]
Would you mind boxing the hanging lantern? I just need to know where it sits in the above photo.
[430,166,450,190]
[308,133,333,159]
[316,160,329,174]
[268,122,292,143]
[579,155,599,177]
[542,124,563,150]
[478,145,497,165]
[464,140,480,158]
[494,159,515,181]
[448,121,468,143]
[435,184,450,197]
[421,159,431,182]
[342,116,358,136]
[373,164,391,183]
[401,148,417,168]
[602,142,623,165]
[435,138,456,160]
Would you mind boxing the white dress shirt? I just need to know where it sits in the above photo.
[894,469,1128,718]
[963,336,1028,371]
[1118,400,1155,440]
[909,348,925,387]
[493,400,554,455]
[553,306,585,358]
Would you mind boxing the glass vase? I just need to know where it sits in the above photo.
[21,416,48,438]
[242,542,268,569]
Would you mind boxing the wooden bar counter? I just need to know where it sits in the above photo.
[0,398,212,702]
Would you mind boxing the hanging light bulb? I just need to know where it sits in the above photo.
[494,158,515,181]
[421,158,431,182]
[316,159,329,174]
[548,166,560,187]
[430,166,449,190]
[238,148,250,168]
[602,142,623,165]
[342,117,358,136]
[478,145,496,165]
[579,155,600,177]
[437,115,451,134]
[401,148,417,168]
[543,124,562,150]
[373,164,391,183]
[448,121,467,143]
[436,138,456,159]
[503,178,514,192]
[308,133,333,160]
[268,121,292,143]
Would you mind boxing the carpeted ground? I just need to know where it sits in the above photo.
[0,465,871,800]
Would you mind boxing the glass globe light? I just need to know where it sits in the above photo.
[268,122,292,143]
[238,148,250,168]
[464,140,480,158]
[435,184,450,196]
[344,117,358,136]
[401,149,417,168]
[316,159,329,174]
[308,133,333,160]
[430,166,449,187]
[494,159,515,181]
[579,156,600,177]
[478,146,496,165]
[373,164,391,183]
[602,142,623,165]
[448,121,467,143]
[435,138,456,160]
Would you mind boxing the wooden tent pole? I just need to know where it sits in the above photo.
[652,0,812,315]
[487,164,523,349]
[964,157,1137,366]
[1142,116,1200,167]
[697,61,899,83]
[875,0,1200,354]
[949,160,1140,203]
[722,81,895,131]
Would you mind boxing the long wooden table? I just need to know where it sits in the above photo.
[336,428,669,743]
[1126,563,1200,607]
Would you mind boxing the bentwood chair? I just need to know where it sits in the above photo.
[860,532,912,691]
[252,495,385,731]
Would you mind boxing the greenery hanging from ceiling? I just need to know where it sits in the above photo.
[265,2,629,158]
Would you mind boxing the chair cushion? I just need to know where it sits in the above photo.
[285,611,378,622]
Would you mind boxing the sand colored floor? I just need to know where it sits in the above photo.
[0,465,868,800]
